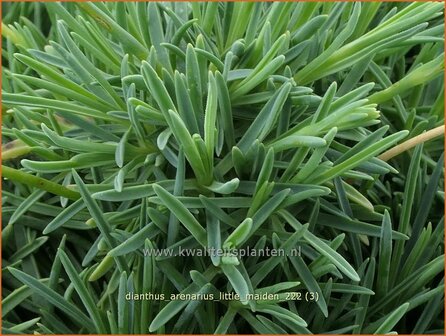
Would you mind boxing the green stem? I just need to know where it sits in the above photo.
[2,165,80,200]
[369,55,444,105]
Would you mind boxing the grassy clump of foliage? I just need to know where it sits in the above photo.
[2,2,445,334]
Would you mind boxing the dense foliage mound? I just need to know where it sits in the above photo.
[2,2,445,334]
